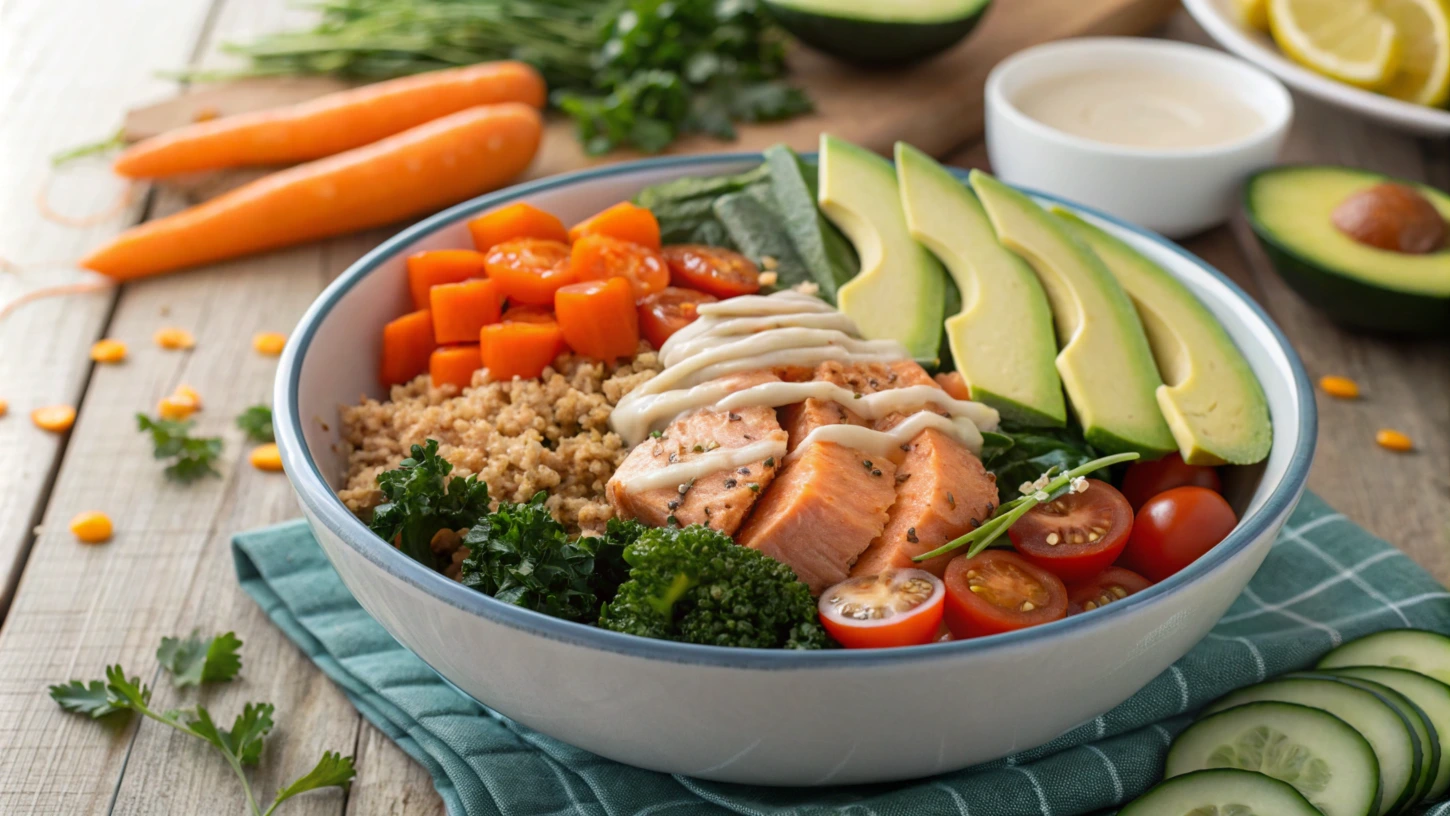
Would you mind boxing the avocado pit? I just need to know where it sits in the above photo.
[1331,182,1447,255]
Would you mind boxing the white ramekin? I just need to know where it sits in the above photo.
[985,37,1294,238]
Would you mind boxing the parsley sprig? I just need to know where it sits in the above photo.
[137,414,223,482]
[236,405,274,443]
[50,633,355,816]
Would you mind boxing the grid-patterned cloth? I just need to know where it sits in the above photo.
[233,493,1450,816]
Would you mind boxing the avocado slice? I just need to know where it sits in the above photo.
[1245,166,1450,335]
[764,0,992,66]
[819,135,947,363]
[1056,210,1272,465]
[895,144,1065,427]
[970,171,1176,458]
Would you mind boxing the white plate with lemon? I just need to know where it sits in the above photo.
[1183,0,1450,134]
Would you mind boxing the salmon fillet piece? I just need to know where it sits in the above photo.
[852,427,1000,578]
[736,440,897,593]
[606,371,786,535]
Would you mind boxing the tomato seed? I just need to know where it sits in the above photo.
[1021,602,1035,612]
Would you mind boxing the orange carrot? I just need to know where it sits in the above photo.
[568,202,661,250]
[430,345,482,389]
[483,238,575,305]
[469,202,568,252]
[381,309,438,386]
[480,320,565,381]
[430,278,502,344]
[84,104,544,281]
[555,277,639,362]
[408,249,488,310]
[501,304,556,324]
[114,62,546,178]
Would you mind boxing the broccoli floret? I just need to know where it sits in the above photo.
[598,524,832,649]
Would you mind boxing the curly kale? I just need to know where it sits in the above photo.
[369,440,491,570]
[598,525,831,649]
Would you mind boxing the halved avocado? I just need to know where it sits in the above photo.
[971,171,1177,458]
[765,0,992,66]
[1056,210,1272,466]
[896,144,1066,427]
[819,135,947,363]
[1245,166,1450,335]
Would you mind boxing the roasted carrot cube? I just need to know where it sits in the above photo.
[568,202,661,250]
[480,320,565,381]
[406,250,487,310]
[430,278,502,344]
[381,309,438,386]
[430,345,483,389]
[555,277,639,362]
[468,202,568,252]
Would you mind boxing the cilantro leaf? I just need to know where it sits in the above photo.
[49,680,127,718]
[184,702,274,767]
[137,414,223,483]
[236,405,274,443]
[157,631,242,687]
[370,440,491,569]
[267,751,356,812]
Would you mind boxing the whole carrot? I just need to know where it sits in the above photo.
[113,61,545,179]
[83,103,543,280]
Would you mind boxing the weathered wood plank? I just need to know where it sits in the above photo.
[345,727,447,816]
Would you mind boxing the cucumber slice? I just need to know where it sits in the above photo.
[1296,673,1437,809]
[1166,701,1379,816]
[1331,666,1450,801]
[1121,768,1322,815]
[1319,630,1450,687]
[1205,677,1421,815]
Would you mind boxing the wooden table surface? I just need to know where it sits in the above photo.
[0,3,1445,813]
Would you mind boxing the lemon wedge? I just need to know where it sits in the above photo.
[1378,0,1450,106]
[1269,0,1403,88]
[1235,0,1271,31]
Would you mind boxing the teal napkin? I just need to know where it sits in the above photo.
[234,493,1450,815]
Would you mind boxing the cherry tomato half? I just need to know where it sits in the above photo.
[638,286,716,349]
[1067,567,1152,615]
[1120,453,1222,511]
[570,234,669,299]
[662,244,762,299]
[1007,479,1133,583]
[484,239,574,306]
[1118,486,1238,582]
[943,550,1068,639]
[818,569,945,649]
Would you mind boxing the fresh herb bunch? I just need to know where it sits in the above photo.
[137,414,224,483]
[211,0,810,155]
[50,634,355,816]
[599,524,831,649]
[236,404,275,443]
[369,439,491,569]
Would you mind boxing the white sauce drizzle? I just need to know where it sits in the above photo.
[610,292,1000,492]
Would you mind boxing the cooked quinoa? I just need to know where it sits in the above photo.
[339,344,662,543]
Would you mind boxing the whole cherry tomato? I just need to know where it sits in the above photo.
[1120,453,1222,511]
[1118,486,1237,582]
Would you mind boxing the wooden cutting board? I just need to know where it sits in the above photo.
[124,0,1177,199]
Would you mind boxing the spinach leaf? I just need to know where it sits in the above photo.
[762,145,857,302]
[981,422,1109,500]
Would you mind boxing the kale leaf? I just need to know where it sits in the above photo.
[457,492,601,622]
[369,440,491,570]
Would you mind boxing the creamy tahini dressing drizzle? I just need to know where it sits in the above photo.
[610,291,999,492]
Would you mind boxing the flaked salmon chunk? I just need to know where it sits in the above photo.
[606,370,786,535]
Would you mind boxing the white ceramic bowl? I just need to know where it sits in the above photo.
[985,37,1293,238]
[274,154,1316,786]
[1184,0,1450,136]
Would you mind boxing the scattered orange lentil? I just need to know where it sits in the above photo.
[154,326,195,350]
[174,384,203,410]
[249,443,284,472]
[253,332,287,356]
[31,405,76,432]
[158,393,199,421]
[0,399,8,417]
[1376,429,1414,452]
[90,338,128,363]
[1319,375,1360,399]
[69,511,113,544]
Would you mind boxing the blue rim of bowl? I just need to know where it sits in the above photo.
[275,151,1317,670]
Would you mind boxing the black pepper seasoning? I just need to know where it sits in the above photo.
[947,492,956,509]
[906,527,918,543]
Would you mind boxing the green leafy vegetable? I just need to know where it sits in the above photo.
[458,492,602,621]
[157,631,243,687]
[979,422,1107,496]
[206,0,809,155]
[635,162,770,247]
[137,414,223,483]
[599,524,831,649]
[761,144,858,301]
[49,639,355,816]
[236,405,274,443]
[370,440,492,569]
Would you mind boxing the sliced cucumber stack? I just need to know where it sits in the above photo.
[1330,667,1450,800]
[1165,701,1379,816]
[1295,673,1439,807]
[1204,676,1421,814]
[1122,768,1321,815]
[1320,629,1450,687]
